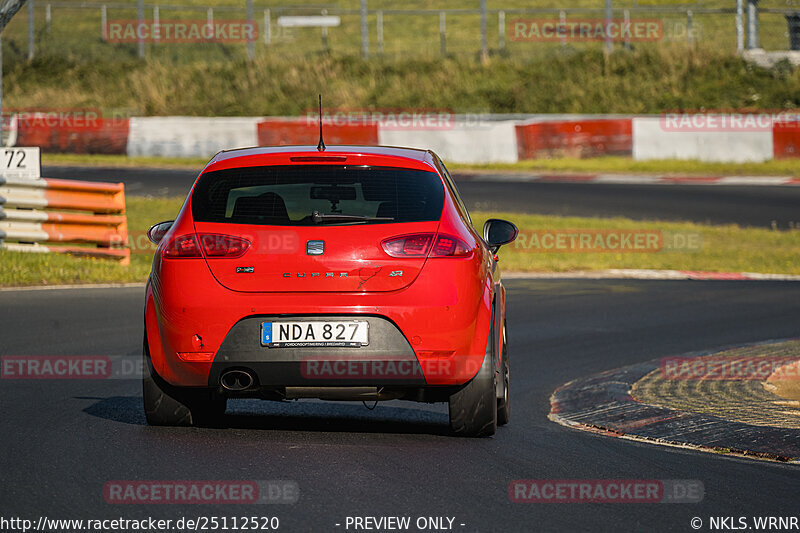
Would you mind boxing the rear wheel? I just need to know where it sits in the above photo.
[142,333,226,427]
[448,328,497,437]
[497,322,510,426]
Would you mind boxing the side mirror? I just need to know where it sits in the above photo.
[147,220,174,244]
[483,218,518,252]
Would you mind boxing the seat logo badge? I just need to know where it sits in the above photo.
[236,266,255,273]
[389,270,404,277]
[307,240,325,255]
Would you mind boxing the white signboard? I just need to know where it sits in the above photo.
[277,16,341,28]
[0,147,41,179]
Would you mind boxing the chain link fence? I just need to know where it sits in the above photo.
[1,1,799,62]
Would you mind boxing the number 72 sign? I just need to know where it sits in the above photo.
[0,147,41,180]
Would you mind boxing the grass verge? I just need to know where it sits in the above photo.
[451,157,800,177]
[42,153,800,177]
[6,46,800,116]
[1,198,799,287]
[473,212,800,275]
[43,153,211,170]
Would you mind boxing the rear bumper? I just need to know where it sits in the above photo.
[145,253,493,389]
[209,315,426,388]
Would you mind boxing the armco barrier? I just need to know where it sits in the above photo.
[515,118,632,159]
[257,118,379,146]
[0,177,129,264]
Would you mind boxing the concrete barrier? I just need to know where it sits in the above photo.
[632,117,774,163]
[773,121,800,159]
[127,116,261,158]
[14,114,129,155]
[6,114,796,164]
[515,118,632,159]
[378,120,519,164]
[257,118,378,146]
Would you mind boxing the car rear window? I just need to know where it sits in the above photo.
[191,165,445,226]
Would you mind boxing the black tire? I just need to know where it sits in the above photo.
[448,329,497,437]
[142,333,226,427]
[497,322,510,426]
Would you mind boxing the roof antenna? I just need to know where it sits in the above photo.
[316,94,326,152]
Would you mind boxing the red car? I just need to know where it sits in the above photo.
[143,145,517,436]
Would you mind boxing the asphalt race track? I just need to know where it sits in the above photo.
[2,280,800,531]
[44,165,800,228]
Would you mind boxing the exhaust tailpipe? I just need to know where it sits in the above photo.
[220,369,254,392]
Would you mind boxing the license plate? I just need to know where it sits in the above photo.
[261,321,369,348]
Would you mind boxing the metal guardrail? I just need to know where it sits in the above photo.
[0,176,130,263]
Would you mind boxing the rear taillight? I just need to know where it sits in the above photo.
[432,235,471,257]
[381,233,472,258]
[162,234,250,259]
[199,234,250,258]
[381,234,433,257]
[162,235,202,258]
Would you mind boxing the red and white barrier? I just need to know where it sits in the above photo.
[6,114,800,163]
[0,176,129,263]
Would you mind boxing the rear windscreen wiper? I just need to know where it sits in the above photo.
[311,211,394,224]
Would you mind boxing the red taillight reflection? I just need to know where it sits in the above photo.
[381,233,472,258]
[162,234,250,259]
